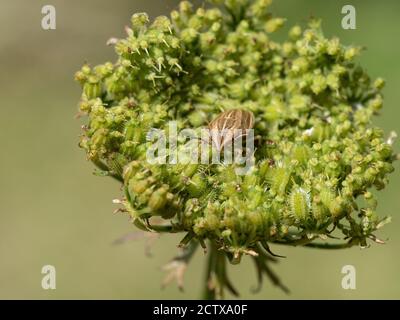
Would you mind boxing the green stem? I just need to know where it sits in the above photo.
[92,158,124,183]
[273,237,358,249]
[133,218,176,233]
[273,236,313,247]
[304,240,357,250]
[201,242,239,299]
[177,240,199,263]
[202,243,217,300]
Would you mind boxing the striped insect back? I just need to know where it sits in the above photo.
[208,109,255,151]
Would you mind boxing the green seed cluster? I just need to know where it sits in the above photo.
[76,0,396,261]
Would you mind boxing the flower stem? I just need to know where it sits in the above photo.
[202,243,217,300]
[201,241,239,299]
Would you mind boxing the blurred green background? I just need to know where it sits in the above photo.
[0,0,399,299]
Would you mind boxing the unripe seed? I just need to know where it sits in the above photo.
[290,188,310,220]
[148,186,169,211]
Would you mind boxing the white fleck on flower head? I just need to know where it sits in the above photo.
[386,131,397,145]
[298,187,311,208]
[303,127,314,136]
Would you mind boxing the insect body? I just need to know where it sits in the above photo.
[207,109,255,151]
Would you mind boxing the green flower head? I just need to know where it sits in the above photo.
[76,0,397,298]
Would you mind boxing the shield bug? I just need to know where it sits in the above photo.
[207,109,255,151]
